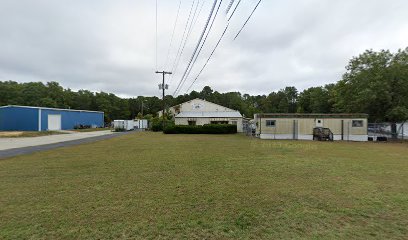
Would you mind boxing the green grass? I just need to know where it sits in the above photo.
[1,133,408,239]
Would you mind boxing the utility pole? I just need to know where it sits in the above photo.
[141,99,146,117]
[156,71,172,129]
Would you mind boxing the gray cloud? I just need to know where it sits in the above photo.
[0,0,407,97]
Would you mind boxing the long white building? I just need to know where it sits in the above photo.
[162,98,243,132]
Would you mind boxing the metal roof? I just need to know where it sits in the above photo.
[0,105,104,114]
[175,111,243,118]
[255,113,368,119]
[166,98,238,112]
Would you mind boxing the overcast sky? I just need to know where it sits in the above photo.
[0,0,407,98]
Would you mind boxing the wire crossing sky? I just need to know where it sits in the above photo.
[0,0,407,98]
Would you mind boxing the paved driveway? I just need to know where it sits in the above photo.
[0,130,115,151]
[0,130,137,159]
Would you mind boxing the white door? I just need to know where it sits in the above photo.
[48,114,61,130]
[316,119,324,127]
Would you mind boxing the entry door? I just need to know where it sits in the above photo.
[316,119,324,127]
[48,114,61,130]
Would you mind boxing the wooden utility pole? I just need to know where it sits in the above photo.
[156,71,172,129]
[141,99,146,117]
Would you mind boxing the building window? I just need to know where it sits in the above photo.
[188,121,196,126]
[211,121,229,125]
[266,120,276,127]
[352,120,364,127]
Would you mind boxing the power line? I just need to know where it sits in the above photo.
[190,0,206,34]
[174,0,223,95]
[163,0,182,71]
[185,0,242,92]
[227,0,241,21]
[225,0,235,14]
[169,0,199,84]
[169,0,203,86]
[233,0,262,41]
[173,0,218,96]
[155,0,158,70]
[186,22,230,93]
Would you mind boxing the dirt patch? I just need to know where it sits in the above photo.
[0,131,66,138]
[0,132,23,137]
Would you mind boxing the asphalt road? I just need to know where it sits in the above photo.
[0,131,134,160]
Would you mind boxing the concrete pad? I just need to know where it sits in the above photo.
[0,130,115,151]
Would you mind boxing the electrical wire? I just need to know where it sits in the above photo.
[233,0,262,40]
[155,0,158,70]
[169,0,204,86]
[186,22,230,93]
[173,0,218,96]
[163,0,182,71]
[169,0,199,84]
[190,0,206,34]
[227,0,241,21]
[185,0,242,92]
[225,0,235,14]
[174,0,223,95]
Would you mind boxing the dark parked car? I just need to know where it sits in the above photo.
[313,127,334,141]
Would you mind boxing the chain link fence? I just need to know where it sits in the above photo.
[368,122,406,141]
[243,119,256,136]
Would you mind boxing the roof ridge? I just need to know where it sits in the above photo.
[0,105,104,113]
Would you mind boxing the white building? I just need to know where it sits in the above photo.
[163,98,243,132]
[255,113,368,141]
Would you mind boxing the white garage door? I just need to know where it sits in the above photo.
[48,114,61,131]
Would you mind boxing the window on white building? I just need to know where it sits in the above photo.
[266,120,276,127]
[352,120,364,127]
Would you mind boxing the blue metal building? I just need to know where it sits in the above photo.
[0,105,104,131]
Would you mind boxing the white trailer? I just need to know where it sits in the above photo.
[113,120,124,130]
[134,119,148,129]
[113,120,134,131]
[124,120,134,131]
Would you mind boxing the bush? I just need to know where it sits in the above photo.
[164,124,237,134]
[74,124,91,129]
[114,127,125,132]
[151,119,174,132]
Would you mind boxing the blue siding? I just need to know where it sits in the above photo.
[41,109,104,130]
[0,107,39,131]
[0,106,104,131]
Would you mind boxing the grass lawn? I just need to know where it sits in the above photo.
[1,132,407,239]
[0,131,65,138]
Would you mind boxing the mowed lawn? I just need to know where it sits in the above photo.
[1,133,408,239]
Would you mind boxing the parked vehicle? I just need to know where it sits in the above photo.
[313,127,334,141]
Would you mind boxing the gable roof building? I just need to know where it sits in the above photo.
[162,98,243,132]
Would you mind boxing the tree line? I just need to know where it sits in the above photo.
[1,47,407,123]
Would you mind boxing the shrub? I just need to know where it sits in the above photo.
[74,124,91,129]
[164,124,237,134]
[151,119,175,132]
[114,127,125,132]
